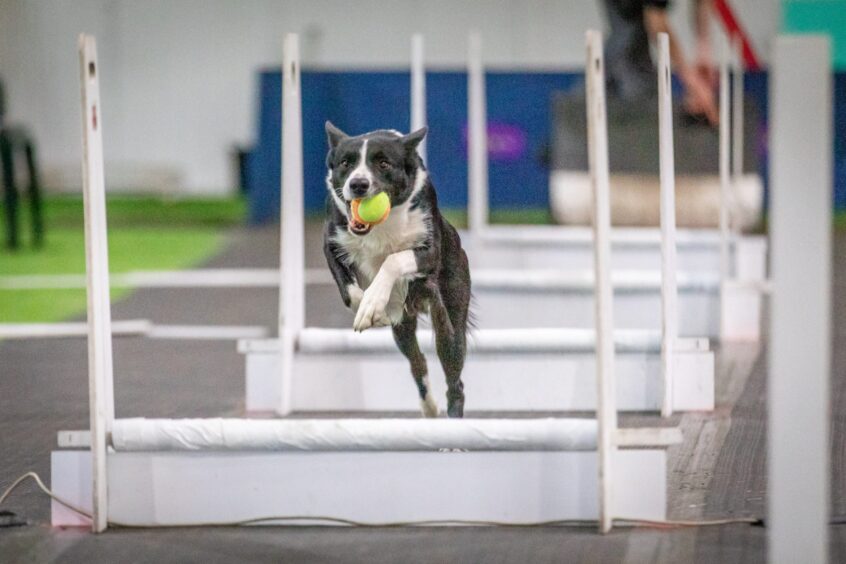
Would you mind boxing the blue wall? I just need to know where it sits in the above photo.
[246,69,846,223]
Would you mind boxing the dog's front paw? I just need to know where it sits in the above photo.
[353,282,391,332]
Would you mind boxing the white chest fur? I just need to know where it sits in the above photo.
[332,202,429,324]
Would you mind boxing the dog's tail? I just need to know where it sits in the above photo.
[426,280,456,339]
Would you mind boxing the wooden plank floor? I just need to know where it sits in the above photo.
[1,224,843,563]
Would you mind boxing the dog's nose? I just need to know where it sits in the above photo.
[349,177,370,198]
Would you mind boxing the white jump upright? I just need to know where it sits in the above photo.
[52,31,682,533]
[657,34,678,417]
[410,33,427,162]
[717,40,765,342]
[585,29,616,533]
[718,44,732,323]
[78,34,112,534]
[732,37,744,183]
[277,34,305,416]
[768,35,832,564]
[467,31,489,236]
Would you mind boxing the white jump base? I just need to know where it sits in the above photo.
[51,448,668,527]
[51,417,676,527]
[463,225,767,278]
[239,328,714,413]
[470,269,760,339]
[307,267,755,338]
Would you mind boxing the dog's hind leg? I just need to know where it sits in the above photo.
[432,306,466,418]
[432,291,470,417]
[392,313,439,417]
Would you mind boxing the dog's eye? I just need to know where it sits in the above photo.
[378,160,391,170]
[339,159,350,169]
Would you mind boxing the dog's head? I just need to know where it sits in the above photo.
[324,121,427,236]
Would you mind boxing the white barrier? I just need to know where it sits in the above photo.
[50,32,681,534]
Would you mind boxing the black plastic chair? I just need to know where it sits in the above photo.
[0,77,44,250]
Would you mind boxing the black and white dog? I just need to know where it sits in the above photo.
[322,122,471,418]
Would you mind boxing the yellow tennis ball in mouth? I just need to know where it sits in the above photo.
[354,192,391,224]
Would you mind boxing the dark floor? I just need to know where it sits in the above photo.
[0,224,843,563]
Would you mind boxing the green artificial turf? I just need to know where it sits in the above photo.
[0,196,244,323]
[440,208,554,229]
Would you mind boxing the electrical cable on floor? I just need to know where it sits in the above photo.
[0,471,94,520]
[1,470,768,529]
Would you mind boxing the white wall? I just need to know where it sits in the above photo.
[0,0,777,195]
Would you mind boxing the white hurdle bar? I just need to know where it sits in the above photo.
[768,35,832,563]
[51,32,680,532]
[239,33,714,416]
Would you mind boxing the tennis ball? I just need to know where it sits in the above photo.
[354,192,391,224]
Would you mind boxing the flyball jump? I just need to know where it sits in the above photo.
[50,32,681,533]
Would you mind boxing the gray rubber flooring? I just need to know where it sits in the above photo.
[0,223,844,563]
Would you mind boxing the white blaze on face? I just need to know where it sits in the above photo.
[326,168,348,218]
[342,140,373,201]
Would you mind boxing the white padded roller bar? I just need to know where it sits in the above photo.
[110,417,599,452]
[768,35,832,564]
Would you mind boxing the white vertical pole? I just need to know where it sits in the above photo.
[585,30,617,534]
[467,31,489,235]
[769,35,831,564]
[278,34,304,416]
[657,33,678,418]
[718,44,732,339]
[410,33,427,163]
[731,37,744,181]
[78,33,113,533]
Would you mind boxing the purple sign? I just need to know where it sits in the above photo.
[462,122,527,162]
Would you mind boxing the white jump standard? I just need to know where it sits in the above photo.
[239,33,714,416]
[51,31,681,533]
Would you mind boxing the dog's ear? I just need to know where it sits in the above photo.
[401,126,427,153]
[325,121,348,149]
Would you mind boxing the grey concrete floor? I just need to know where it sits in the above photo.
[0,223,844,563]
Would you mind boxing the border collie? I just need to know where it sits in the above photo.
[322,122,471,418]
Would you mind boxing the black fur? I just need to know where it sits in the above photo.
[322,122,471,418]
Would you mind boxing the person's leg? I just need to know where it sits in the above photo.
[0,133,19,250]
[24,140,43,247]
